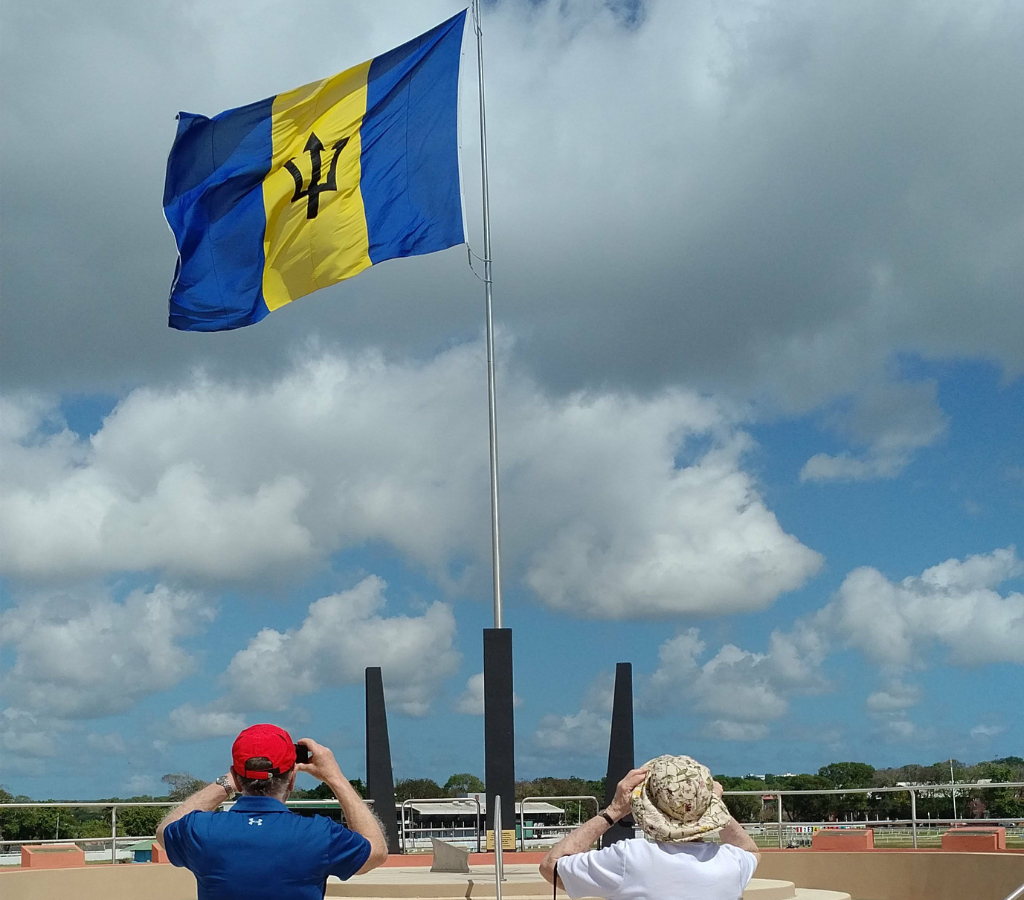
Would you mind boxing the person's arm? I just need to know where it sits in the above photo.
[540,768,647,886]
[297,738,388,875]
[713,781,761,865]
[155,775,233,847]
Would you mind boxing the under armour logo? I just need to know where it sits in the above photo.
[284,132,349,219]
[248,817,263,826]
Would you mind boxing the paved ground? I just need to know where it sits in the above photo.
[330,863,546,887]
[325,864,851,900]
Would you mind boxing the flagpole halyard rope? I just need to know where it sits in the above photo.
[466,246,492,283]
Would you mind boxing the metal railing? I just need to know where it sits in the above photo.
[1002,881,1024,900]
[0,797,376,864]
[519,795,599,852]
[2,781,1020,860]
[720,781,1024,849]
[281,798,374,806]
[398,796,482,854]
[0,801,175,865]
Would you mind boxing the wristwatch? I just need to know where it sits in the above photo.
[600,810,617,826]
[215,775,236,798]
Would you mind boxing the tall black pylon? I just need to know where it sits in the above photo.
[483,628,516,846]
[604,662,635,845]
[365,667,399,853]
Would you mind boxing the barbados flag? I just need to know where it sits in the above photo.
[163,11,466,332]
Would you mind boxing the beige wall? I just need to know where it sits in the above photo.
[755,850,1024,900]
[0,864,197,900]
[1,852,1022,900]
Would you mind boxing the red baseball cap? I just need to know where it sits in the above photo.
[231,724,297,780]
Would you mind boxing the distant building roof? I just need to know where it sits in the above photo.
[403,800,564,816]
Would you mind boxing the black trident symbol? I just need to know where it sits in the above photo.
[283,132,349,219]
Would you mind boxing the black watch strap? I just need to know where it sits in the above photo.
[601,810,616,826]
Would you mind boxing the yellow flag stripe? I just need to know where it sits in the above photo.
[262,60,372,313]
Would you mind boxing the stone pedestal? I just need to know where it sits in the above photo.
[811,828,874,850]
[20,844,86,869]
[941,826,1006,851]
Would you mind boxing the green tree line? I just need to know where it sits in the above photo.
[716,757,1024,823]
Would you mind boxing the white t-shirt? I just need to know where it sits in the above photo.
[557,838,758,900]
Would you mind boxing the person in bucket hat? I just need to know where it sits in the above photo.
[540,755,760,900]
[631,755,733,842]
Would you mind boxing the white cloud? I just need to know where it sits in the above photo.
[699,646,792,721]
[0,395,314,580]
[167,705,247,743]
[0,708,67,759]
[872,715,935,745]
[970,724,1006,739]
[85,732,127,756]
[123,774,161,796]
[643,622,829,733]
[866,678,922,712]
[533,709,609,754]
[827,547,1024,665]
[455,673,486,715]
[801,379,947,482]
[531,673,613,756]
[454,672,522,715]
[0,584,214,719]
[222,576,459,716]
[645,629,705,703]
[550,543,1021,754]
[801,453,894,483]
[705,720,769,742]
[0,344,821,619]
[522,423,822,617]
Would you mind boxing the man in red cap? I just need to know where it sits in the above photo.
[155,724,387,899]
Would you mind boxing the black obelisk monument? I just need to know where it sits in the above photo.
[603,662,635,845]
[365,667,399,852]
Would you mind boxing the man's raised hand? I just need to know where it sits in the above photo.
[296,738,344,785]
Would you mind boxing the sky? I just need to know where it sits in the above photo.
[0,0,1022,800]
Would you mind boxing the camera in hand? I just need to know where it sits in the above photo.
[295,743,310,764]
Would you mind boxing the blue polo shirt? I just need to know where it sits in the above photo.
[163,795,371,900]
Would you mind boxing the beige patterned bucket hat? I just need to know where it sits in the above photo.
[630,755,731,842]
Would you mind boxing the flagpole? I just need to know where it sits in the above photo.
[473,0,503,630]
[473,1,516,847]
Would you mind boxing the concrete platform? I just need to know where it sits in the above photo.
[325,864,851,900]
